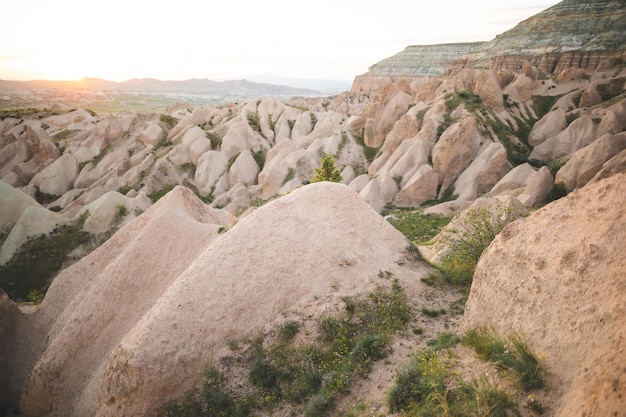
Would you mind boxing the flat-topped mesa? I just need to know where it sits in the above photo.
[461,0,626,74]
[352,42,484,92]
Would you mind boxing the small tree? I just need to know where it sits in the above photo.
[311,154,342,183]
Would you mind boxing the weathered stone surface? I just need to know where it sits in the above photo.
[393,164,438,207]
[528,108,567,147]
[358,172,398,212]
[530,114,599,160]
[555,132,626,190]
[29,154,79,197]
[489,162,538,196]
[0,289,20,407]
[194,151,229,196]
[78,191,151,234]
[363,43,484,77]
[589,148,626,183]
[0,182,41,231]
[517,166,554,207]
[0,206,69,264]
[138,121,164,146]
[464,173,626,417]
[361,83,413,148]
[432,117,482,196]
[454,143,510,201]
[228,150,260,187]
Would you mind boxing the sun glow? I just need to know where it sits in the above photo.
[0,0,559,82]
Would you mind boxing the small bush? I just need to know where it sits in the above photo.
[311,154,342,183]
[439,202,521,285]
[386,209,452,246]
[546,182,568,203]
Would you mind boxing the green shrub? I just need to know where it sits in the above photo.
[463,326,545,390]
[163,367,253,417]
[439,202,520,285]
[546,182,568,203]
[311,154,342,183]
[159,114,178,130]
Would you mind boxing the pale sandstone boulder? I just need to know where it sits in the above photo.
[432,117,482,196]
[555,132,626,190]
[290,111,313,139]
[77,191,151,234]
[528,108,567,147]
[228,150,260,187]
[382,103,426,156]
[503,73,535,102]
[489,163,538,196]
[348,174,371,193]
[517,166,554,207]
[0,141,31,180]
[0,182,42,231]
[362,83,413,148]
[221,119,259,158]
[138,121,164,146]
[341,165,356,184]
[73,162,101,189]
[123,154,156,188]
[140,158,183,198]
[589,148,626,184]
[463,173,626,417]
[453,143,510,201]
[194,151,229,196]
[423,200,473,216]
[29,154,79,197]
[358,172,398,212]
[168,126,208,165]
[392,164,438,207]
[530,114,598,160]
[188,137,212,165]
[22,124,60,169]
[0,206,69,264]
[16,187,235,417]
[42,109,97,131]
[79,183,421,417]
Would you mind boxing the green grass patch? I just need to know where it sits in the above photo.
[148,184,176,203]
[388,326,544,416]
[463,326,545,390]
[385,209,452,246]
[0,212,92,301]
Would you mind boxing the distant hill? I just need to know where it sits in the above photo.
[0,77,325,98]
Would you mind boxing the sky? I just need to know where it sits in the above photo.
[0,0,560,82]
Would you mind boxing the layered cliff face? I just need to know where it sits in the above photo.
[359,0,626,79]
[364,43,484,77]
[470,0,626,73]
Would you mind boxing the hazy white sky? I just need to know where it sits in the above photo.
[1,0,559,82]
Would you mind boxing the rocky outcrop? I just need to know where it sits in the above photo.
[363,43,484,77]
[463,172,626,417]
[466,0,626,74]
[13,183,425,417]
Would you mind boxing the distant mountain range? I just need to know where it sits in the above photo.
[0,76,351,98]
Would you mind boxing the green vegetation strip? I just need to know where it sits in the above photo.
[164,279,411,417]
[388,326,546,416]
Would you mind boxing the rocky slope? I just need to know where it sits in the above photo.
[464,171,626,417]
[7,183,430,416]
